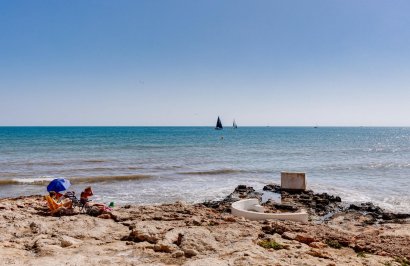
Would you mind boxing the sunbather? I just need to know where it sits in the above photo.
[79,186,117,220]
[49,190,64,202]
[80,186,93,205]
[45,191,73,215]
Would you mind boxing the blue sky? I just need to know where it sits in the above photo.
[1,0,409,126]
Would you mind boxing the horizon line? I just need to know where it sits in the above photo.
[1,125,409,128]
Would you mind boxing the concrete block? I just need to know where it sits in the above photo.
[281,172,306,191]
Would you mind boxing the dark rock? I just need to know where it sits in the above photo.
[315,204,325,211]
[237,185,247,191]
[382,212,410,220]
[202,185,262,211]
[382,213,395,220]
[271,203,298,212]
[263,184,281,193]
[335,196,342,202]
[174,233,183,246]
[205,183,410,225]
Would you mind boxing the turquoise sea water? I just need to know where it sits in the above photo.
[0,127,409,212]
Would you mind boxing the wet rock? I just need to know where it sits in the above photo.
[236,185,248,192]
[263,184,281,193]
[382,212,410,220]
[349,203,382,214]
[202,185,262,211]
[264,183,405,224]
[270,203,299,212]
[263,183,346,221]
[335,196,342,202]
[348,202,410,223]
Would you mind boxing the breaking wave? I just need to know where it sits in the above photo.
[0,174,152,186]
[82,159,108,163]
[178,169,246,175]
[71,174,152,183]
[319,162,410,171]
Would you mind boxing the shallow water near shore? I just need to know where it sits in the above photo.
[0,126,409,213]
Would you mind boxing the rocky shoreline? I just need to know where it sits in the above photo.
[1,184,409,265]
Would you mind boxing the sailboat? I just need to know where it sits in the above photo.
[215,116,223,130]
[233,119,237,129]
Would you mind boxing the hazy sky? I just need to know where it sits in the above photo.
[1,1,409,126]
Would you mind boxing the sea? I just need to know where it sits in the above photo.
[0,127,409,213]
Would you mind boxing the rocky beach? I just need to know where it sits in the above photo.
[1,185,409,266]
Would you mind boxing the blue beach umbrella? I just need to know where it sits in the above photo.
[47,178,71,193]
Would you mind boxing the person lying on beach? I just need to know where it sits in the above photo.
[80,186,117,220]
[80,187,107,209]
[80,186,106,209]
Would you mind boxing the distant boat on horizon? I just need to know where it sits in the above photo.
[233,119,237,129]
[215,116,223,130]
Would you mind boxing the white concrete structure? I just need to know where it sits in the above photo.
[231,199,308,223]
[281,172,306,191]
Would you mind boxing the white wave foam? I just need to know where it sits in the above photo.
[10,176,55,185]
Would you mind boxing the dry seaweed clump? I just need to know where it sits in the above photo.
[395,257,410,266]
[356,251,367,258]
[258,240,285,250]
[325,239,342,249]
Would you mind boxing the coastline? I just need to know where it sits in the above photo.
[2,126,409,213]
[0,185,409,266]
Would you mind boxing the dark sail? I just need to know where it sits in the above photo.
[215,116,223,130]
[233,119,237,129]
